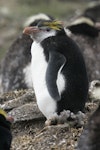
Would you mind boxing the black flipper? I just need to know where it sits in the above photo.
[46,51,66,101]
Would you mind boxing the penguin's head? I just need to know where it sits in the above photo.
[23,20,63,42]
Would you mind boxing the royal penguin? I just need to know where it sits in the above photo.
[23,20,88,125]
[0,13,53,93]
[67,16,100,38]
[0,108,13,150]
[66,3,100,38]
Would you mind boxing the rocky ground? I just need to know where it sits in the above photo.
[0,80,100,150]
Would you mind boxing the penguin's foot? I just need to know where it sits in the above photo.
[45,110,85,127]
[58,110,85,127]
[45,114,59,126]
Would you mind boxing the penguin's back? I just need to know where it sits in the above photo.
[41,32,88,114]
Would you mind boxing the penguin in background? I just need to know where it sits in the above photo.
[0,13,53,93]
[66,3,100,38]
[0,108,13,150]
[77,104,100,150]
[67,16,100,38]
[84,3,100,23]
[23,20,88,125]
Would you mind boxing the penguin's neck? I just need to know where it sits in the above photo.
[33,29,66,43]
[33,30,56,43]
[56,29,66,36]
[40,29,67,47]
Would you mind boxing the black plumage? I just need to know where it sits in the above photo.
[41,29,88,114]
[0,114,12,150]
[68,22,99,38]
[46,51,66,101]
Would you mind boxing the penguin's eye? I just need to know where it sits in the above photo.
[39,26,50,32]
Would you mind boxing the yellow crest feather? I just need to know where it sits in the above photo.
[0,108,7,118]
[44,20,63,30]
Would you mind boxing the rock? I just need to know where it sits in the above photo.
[1,89,35,110]
[8,102,44,122]
[0,89,44,122]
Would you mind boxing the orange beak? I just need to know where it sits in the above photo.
[23,26,39,35]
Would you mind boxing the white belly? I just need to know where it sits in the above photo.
[31,41,65,119]
[31,42,57,119]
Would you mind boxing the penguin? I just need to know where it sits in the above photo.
[0,108,13,150]
[84,4,100,23]
[23,20,88,125]
[67,16,100,38]
[77,104,100,150]
[0,13,53,93]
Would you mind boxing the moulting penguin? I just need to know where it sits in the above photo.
[23,20,88,125]
[0,108,13,150]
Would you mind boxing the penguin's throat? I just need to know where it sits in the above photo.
[31,30,56,43]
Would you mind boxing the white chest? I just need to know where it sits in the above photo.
[31,42,57,118]
[31,42,47,94]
